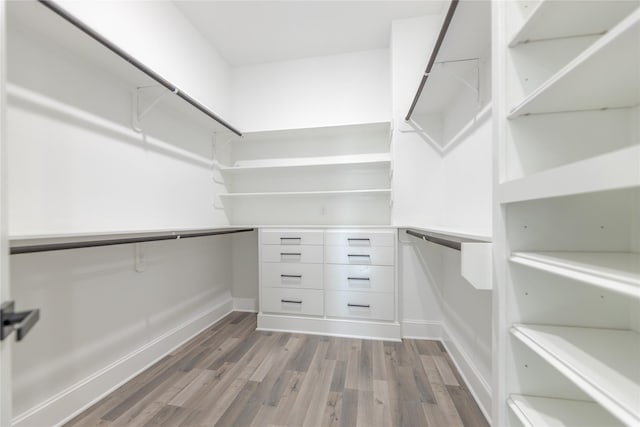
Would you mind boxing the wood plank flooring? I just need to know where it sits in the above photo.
[65,312,489,427]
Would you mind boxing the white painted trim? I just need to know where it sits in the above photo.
[257,314,401,341]
[12,297,235,427]
[441,324,492,425]
[233,297,258,312]
[401,319,443,340]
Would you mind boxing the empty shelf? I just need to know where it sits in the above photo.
[510,252,640,299]
[508,394,622,427]
[220,153,391,173]
[219,189,391,199]
[509,1,639,47]
[499,144,640,203]
[509,8,640,117]
[511,324,640,426]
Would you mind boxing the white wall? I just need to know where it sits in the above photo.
[231,49,391,131]
[7,2,230,236]
[6,3,238,425]
[390,15,444,226]
[391,14,493,421]
[231,230,259,311]
[10,237,234,426]
[52,0,232,119]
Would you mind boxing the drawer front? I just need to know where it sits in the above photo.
[324,265,394,293]
[325,291,394,321]
[262,288,324,316]
[262,263,323,289]
[262,245,323,263]
[324,246,394,266]
[261,229,324,246]
[325,229,395,247]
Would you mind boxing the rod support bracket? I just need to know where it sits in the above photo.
[1,301,40,341]
[132,85,176,133]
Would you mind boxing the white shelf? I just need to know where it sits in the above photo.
[510,252,640,300]
[511,324,640,426]
[499,144,640,203]
[509,8,640,117]
[219,189,391,199]
[220,153,391,173]
[400,225,491,243]
[507,394,622,427]
[509,1,639,47]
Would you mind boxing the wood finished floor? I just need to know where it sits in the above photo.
[65,312,489,427]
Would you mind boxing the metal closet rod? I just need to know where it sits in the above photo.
[406,229,461,251]
[10,228,255,255]
[405,0,459,121]
[37,0,243,137]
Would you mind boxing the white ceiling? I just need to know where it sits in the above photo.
[174,1,445,66]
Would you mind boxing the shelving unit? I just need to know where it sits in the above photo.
[507,394,621,427]
[217,122,392,225]
[494,1,640,426]
[509,8,640,117]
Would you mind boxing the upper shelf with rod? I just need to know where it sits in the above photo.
[11,0,242,136]
[403,0,492,152]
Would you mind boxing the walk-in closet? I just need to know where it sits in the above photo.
[0,1,637,426]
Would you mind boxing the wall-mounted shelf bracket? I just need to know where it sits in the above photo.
[132,85,178,133]
[428,58,481,105]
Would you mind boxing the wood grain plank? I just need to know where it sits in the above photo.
[339,389,358,427]
[66,314,488,427]
[373,379,392,427]
[433,355,460,386]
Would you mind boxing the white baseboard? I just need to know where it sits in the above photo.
[13,297,234,427]
[441,325,492,425]
[401,319,443,340]
[233,297,257,312]
[257,314,401,341]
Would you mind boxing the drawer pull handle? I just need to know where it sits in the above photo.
[281,274,302,278]
[347,238,370,241]
[347,277,370,281]
[280,252,302,256]
[281,299,303,304]
[348,303,370,308]
[348,254,370,257]
[280,237,301,242]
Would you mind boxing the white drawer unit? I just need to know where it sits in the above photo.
[261,229,324,246]
[325,291,394,321]
[324,245,394,266]
[324,264,394,293]
[325,229,395,247]
[262,288,324,316]
[258,227,398,340]
[261,244,323,263]
[261,262,323,289]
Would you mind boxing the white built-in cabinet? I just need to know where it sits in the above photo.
[494,1,640,426]
[258,228,400,340]
[215,123,392,225]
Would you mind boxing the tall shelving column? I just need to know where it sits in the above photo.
[493,1,640,426]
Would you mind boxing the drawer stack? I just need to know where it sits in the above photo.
[260,229,324,316]
[324,229,395,321]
